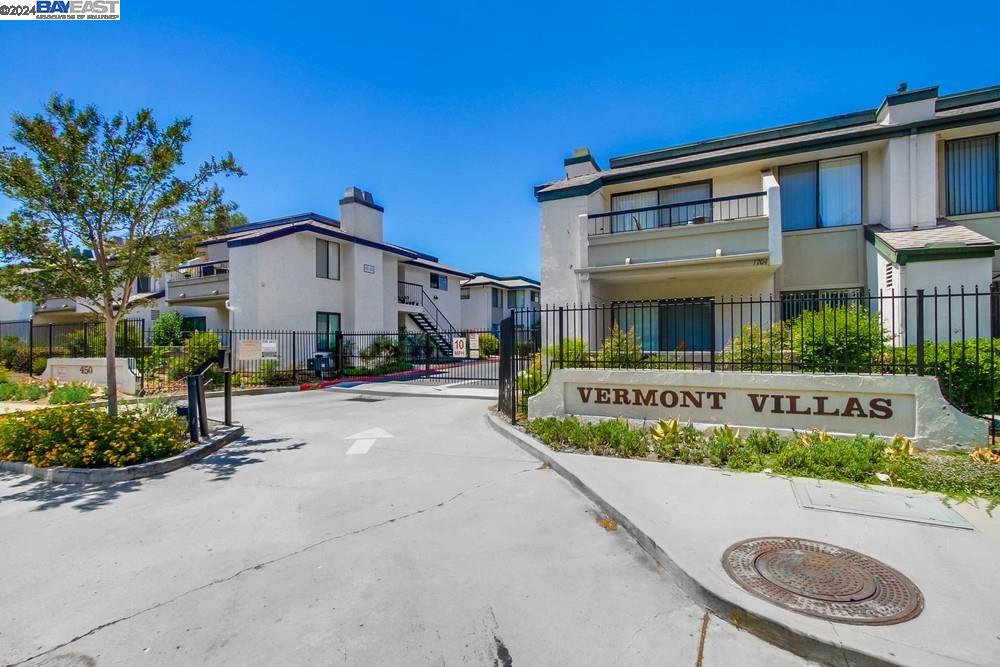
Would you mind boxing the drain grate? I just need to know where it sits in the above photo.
[722,537,923,625]
[345,395,386,403]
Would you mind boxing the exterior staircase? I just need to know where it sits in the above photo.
[398,281,458,356]
[408,311,453,356]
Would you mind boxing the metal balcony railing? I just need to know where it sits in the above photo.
[588,192,766,237]
[169,260,230,281]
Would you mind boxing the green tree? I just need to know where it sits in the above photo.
[0,96,243,414]
[152,310,185,346]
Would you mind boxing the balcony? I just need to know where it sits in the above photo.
[166,260,229,305]
[581,192,780,282]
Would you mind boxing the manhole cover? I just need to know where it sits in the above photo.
[722,537,923,625]
[345,395,385,403]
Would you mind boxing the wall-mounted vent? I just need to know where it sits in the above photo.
[885,263,894,291]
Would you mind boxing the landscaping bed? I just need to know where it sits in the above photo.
[0,367,98,412]
[0,401,188,468]
[525,416,1000,507]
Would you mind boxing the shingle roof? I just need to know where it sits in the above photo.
[872,222,998,252]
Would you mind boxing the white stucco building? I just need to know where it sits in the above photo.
[165,187,471,340]
[460,273,541,333]
[536,83,1000,350]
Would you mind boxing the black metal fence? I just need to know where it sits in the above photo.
[0,318,145,376]
[498,288,1000,423]
[339,329,499,386]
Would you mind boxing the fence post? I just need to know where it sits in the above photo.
[334,331,343,378]
[224,369,233,426]
[710,300,717,372]
[28,318,34,377]
[424,333,432,377]
[186,375,200,443]
[197,375,210,437]
[558,306,565,369]
[915,289,925,376]
[292,332,298,384]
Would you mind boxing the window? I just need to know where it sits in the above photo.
[946,135,998,215]
[610,181,712,232]
[530,290,539,303]
[430,272,448,290]
[316,311,341,352]
[135,275,152,293]
[612,299,714,352]
[780,156,861,231]
[780,288,863,320]
[491,288,502,307]
[460,287,470,300]
[182,316,207,332]
[315,239,340,280]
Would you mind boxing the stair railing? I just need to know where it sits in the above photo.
[397,281,458,334]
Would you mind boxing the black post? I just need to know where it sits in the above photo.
[224,370,233,426]
[28,318,34,377]
[197,375,210,437]
[424,333,432,377]
[915,289,925,376]
[558,306,565,370]
[292,331,298,384]
[335,331,343,378]
[710,300,717,372]
[186,375,200,443]
[48,323,53,358]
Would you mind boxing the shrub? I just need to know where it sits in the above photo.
[49,383,94,405]
[342,360,414,377]
[596,324,643,368]
[587,417,646,457]
[170,331,221,379]
[721,322,794,371]
[526,416,591,452]
[0,365,9,384]
[0,405,188,468]
[794,305,889,373]
[136,345,173,376]
[893,339,1000,416]
[515,339,537,357]
[152,311,186,346]
[1,336,32,373]
[32,357,49,375]
[478,333,499,357]
[361,337,401,362]
[64,322,140,357]
[648,418,707,463]
[259,359,283,386]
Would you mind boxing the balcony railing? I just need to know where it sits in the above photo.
[398,281,458,334]
[169,260,230,282]
[588,192,766,237]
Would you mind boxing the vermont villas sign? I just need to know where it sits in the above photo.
[529,369,986,448]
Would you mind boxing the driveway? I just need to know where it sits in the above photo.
[0,391,808,666]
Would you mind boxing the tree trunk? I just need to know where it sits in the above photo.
[105,314,118,416]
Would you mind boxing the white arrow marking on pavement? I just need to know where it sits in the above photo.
[345,427,394,455]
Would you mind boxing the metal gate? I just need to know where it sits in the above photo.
[337,329,499,387]
[497,314,541,421]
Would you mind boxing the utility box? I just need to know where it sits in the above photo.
[312,351,332,373]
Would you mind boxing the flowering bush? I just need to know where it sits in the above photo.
[0,405,188,468]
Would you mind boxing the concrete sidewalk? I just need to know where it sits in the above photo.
[326,379,496,400]
[489,413,1000,667]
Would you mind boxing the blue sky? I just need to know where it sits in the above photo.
[1,1,998,278]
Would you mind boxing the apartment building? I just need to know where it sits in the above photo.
[166,187,471,341]
[460,273,540,333]
[536,83,1000,350]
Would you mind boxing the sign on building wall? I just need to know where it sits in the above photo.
[528,369,986,448]
[238,339,262,361]
[452,336,467,358]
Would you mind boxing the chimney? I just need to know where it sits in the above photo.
[338,186,384,242]
[564,147,601,179]
[876,85,938,125]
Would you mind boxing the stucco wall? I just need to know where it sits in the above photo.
[0,297,32,322]
[461,285,493,331]
[776,226,865,292]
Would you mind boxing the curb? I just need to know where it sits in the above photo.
[0,422,245,484]
[485,410,899,667]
